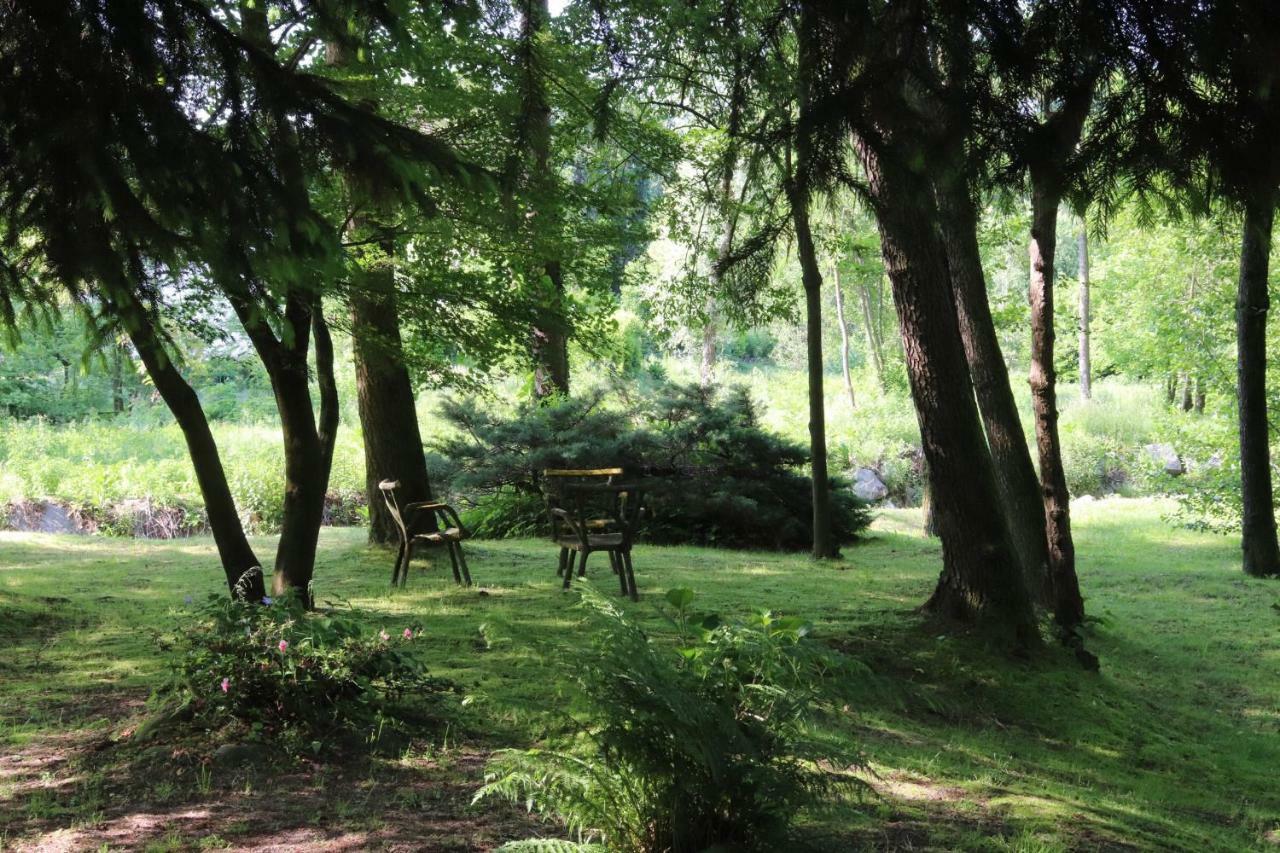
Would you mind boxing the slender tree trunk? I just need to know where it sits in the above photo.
[520,0,570,399]
[108,289,263,600]
[1193,378,1206,413]
[1236,197,1280,577]
[111,340,126,414]
[935,182,1050,600]
[859,141,1037,644]
[788,18,837,559]
[1165,373,1177,406]
[858,280,886,389]
[1179,372,1194,411]
[699,306,718,388]
[1077,223,1092,400]
[832,264,856,412]
[1029,176,1085,629]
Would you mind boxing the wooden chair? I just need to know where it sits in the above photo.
[378,480,472,588]
[541,468,643,600]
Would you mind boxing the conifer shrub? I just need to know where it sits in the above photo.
[432,381,871,549]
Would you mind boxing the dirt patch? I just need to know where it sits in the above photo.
[0,694,544,852]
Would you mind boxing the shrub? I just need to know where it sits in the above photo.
[157,588,452,749]
[433,381,871,550]
[476,586,863,852]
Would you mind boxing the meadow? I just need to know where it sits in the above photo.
[2,498,1277,851]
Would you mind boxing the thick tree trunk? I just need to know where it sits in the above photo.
[326,42,435,545]
[1029,177,1085,628]
[832,264,857,413]
[859,142,1037,643]
[935,182,1050,600]
[699,306,718,388]
[351,262,434,544]
[1077,224,1092,400]
[110,290,263,600]
[1236,198,1280,577]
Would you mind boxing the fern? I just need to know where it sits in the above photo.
[476,584,867,852]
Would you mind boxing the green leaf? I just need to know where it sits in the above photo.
[665,587,695,610]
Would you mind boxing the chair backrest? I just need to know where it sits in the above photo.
[541,468,625,541]
[377,479,409,544]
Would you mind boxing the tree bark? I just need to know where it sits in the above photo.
[1193,377,1205,413]
[108,288,264,600]
[1236,197,1280,577]
[859,141,1037,643]
[1077,223,1092,400]
[1029,175,1085,628]
[1179,372,1193,411]
[935,181,1050,601]
[832,264,856,413]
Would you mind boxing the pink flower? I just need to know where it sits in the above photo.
[403,628,413,640]
[379,630,390,642]
[220,677,230,693]
[278,640,289,653]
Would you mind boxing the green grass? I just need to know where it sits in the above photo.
[2,497,1278,850]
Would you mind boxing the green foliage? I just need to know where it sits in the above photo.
[476,586,863,852]
[158,588,451,749]
[434,381,871,549]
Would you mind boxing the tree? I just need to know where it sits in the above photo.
[817,0,1039,642]
[1077,219,1092,400]
[0,0,482,598]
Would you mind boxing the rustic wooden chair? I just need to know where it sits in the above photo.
[541,468,643,600]
[378,480,472,588]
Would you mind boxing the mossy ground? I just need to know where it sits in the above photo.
[1,498,1277,851]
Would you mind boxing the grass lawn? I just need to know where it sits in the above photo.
[1,497,1278,851]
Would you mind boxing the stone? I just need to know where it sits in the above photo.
[851,467,888,502]
[212,742,267,769]
[1144,443,1183,476]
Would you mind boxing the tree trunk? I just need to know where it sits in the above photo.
[832,264,856,413]
[1029,176,1085,629]
[859,141,1037,644]
[326,41,436,545]
[1165,373,1177,406]
[111,340,126,414]
[1236,197,1280,577]
[699,305,718,388]
[788,17,837,560]
[109,289,264,600]
[935,182,1050,601]
[1179,372,1194,411]
[521,0,570,399]
[858,280,886,389]
[1077,223,1092,400]
[1193,377,1205,413]
[351,264,434,544]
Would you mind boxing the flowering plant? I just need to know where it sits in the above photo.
[158,590,451,745]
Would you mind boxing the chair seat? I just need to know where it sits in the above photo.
[413,527,465,543]
[557,532,625,549]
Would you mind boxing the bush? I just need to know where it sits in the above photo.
[433,381,871,550]
[157,588,452,749]
[476,586,863,852]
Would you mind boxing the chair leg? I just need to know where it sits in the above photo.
[623,550,638,601]
[567,550,577,577]
[577,548,588,577]
[446,541,462,584]
[454,542,473,586]
[557,547,568,578]
[401,543,414,589]
[391,542,406,587]
[615,552,629,596]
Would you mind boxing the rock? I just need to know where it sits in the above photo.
[851,467,889,502]
[1144,443,1183,476]
[212,742,267,769]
